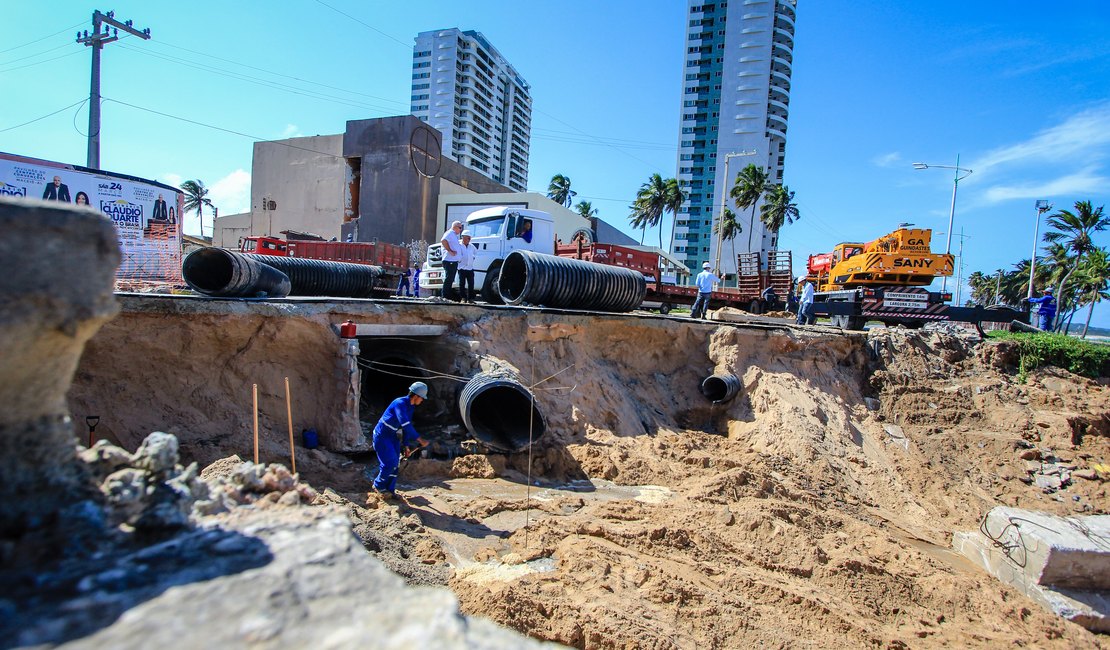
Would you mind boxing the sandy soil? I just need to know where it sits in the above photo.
[79,299,1105,648]
[275,319,1109,649]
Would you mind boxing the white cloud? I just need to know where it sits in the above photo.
[208,169,251,216]
[872,152,901,168]
[968,103,1110,177]
[159,172,183,188]
[280,124,303,138]
[982,168,1110,204]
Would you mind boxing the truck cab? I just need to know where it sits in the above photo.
[422,207,555,302]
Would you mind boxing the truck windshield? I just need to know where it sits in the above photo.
[468,216,504,238]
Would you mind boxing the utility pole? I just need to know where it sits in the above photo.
[950,228,971,305]
[77,10,150,170]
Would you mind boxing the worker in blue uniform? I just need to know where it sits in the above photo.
[1026,287,1057,331]
[369,381,430,498]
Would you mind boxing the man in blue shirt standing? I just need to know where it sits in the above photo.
[1026,287,1057,331]
[690,262,720,319]
[796,276,817,326]
[369,381,430,499]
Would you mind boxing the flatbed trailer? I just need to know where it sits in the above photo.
[646,251,794,315]
[810,285,1028,332]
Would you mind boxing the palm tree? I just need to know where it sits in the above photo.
[1076,248,1110,338]
[712,207,742,270]
[759,184,799,242]
[730,164,770,254]
[574,200,598,219]
[547,174,576,208]
[1044,200,1108,330]
[966,271,993,305]
[629,173,670,250]
[181,180,214,235]
[663,178,687,255]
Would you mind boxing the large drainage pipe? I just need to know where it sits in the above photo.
[241,253,381,298]
[498,250,646,312]
[701,373,741,403]
[459,372,546,452]
[182,248,292,298]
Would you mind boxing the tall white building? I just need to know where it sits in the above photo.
[411,29,531,192]
[671,1,797,277]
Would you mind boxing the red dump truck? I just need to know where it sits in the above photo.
[239,236,409,293]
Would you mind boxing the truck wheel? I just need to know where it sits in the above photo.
[481,264,504,305]
[830,314,846,328]
[749,299,763,315]
[660,302,672,315]
[845,316,866,331]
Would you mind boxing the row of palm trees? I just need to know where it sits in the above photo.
[546,166,799,267]
[967,200,1109,338]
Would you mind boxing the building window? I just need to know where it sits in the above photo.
[412,72,430,79]
[413,61,430,69]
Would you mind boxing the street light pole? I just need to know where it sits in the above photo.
[713,150,758,273]
[1028,200,1051,299]
[912,157,973,293]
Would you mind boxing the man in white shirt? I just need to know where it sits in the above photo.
[440,220,464,300]
[796,275,816,325]
[457,229,478,303]
[690,262,720,319]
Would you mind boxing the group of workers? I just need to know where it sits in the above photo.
[438,220,479,303]
[690,268,1055,330]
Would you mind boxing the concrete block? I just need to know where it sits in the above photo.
[954,529,1110,633]
[981,507,1110,590]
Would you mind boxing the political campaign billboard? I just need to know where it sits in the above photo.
[0,151,184,283]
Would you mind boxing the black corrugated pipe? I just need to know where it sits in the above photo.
[497,250,646,312]
[182,247,291,298]
[459,372,545,452]
[241,253,381,298]
[701,373,741,403]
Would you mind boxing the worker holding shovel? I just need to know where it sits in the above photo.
[367,382,430,499]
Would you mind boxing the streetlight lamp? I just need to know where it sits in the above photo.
[1027,200,1052,299]
[713,150,758,273]
[912,157,973,293]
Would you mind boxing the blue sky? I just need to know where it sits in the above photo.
[2,1,1109,326]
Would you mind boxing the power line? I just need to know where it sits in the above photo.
[0,99,87,134]
[143,38,409,109]
[313,0,411,48]
[0,21,85,55]
[0,41,75,66]
[0,49,84,74]
[117,43,403,114]
[531,127,675,148]
[534,107,668,175]
[102,96,347,159]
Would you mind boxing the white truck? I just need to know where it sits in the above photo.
[421,207,555,303]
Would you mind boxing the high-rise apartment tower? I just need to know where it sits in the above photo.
[411,29,532,192]
[672,1,797,276]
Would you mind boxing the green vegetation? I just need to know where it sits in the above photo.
[987,330,1110,379]
[547,174,576,208]
[628,173,685,250]
[969,200,1108,338]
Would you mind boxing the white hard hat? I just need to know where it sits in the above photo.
[408,381,428,399]
[797,275,807,283]
[461,230,472,237]
[702,262,711,269]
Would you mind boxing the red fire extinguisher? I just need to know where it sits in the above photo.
[339,320,357,338]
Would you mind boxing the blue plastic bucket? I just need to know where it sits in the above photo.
[301,428,319,449]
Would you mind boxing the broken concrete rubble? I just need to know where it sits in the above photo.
[954,507,1110,632]
[0,198,558,649]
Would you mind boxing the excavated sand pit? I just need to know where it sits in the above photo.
[64,295,1110,648]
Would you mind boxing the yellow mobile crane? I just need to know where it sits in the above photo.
[800,226,1026,331]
